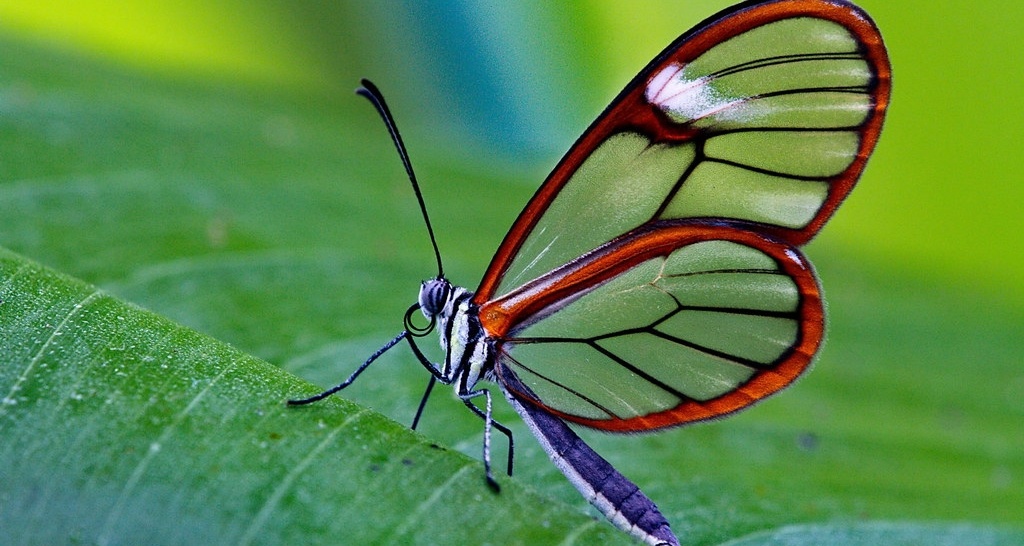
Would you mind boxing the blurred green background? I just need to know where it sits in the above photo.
[1,1,1021,545]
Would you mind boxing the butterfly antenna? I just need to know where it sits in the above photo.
[357,79,444,279]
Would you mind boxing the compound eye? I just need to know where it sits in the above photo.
[418,279,450,318]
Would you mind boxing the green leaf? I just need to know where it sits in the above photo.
[722,522,1024,546]
[0,247,624,545]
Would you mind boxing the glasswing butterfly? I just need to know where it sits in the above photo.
[290,1,890,543]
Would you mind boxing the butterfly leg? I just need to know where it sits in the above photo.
[287,330,408,405]
[459,387,514,491]
[410,375,438,430]
[405,332,452,383]
[460,391,515,477]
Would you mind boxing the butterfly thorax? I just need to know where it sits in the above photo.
[418,278,493,391]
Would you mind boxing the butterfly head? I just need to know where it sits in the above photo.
[418,277,452,321]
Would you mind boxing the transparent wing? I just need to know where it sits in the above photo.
[476,0,890,304]
[482,223,823,431]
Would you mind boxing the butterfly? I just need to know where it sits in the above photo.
[289,0,890,544]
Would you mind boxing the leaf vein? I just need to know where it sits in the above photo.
[236,408,370,546]
[0,289,103,418]
[98,352,240,544]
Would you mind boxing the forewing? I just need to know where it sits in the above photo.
[476,0,890,303]
[482,223,823,431]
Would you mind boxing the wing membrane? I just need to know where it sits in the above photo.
[476,0,890,303]
[483,223,823,431]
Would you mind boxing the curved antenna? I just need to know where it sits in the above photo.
[357,79,444,278]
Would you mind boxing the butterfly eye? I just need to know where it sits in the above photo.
[418,278,450,319]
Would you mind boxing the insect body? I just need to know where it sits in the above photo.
[291,1,890,544]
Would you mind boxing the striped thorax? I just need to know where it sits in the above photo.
[418,278,492,390]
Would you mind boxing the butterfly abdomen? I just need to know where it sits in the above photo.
[501,371,679,546]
